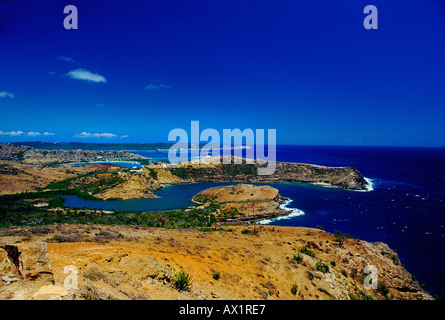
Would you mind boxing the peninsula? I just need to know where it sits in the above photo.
[0,143,432,301]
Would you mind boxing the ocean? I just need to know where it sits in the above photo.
[64,145,445,298]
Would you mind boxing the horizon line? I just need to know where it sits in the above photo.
[2,141,445,149]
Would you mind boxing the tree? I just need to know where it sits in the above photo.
[334,230,348,248]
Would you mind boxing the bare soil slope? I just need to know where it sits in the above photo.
[0,225,433,300]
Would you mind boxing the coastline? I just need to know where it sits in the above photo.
[257,197,305,225]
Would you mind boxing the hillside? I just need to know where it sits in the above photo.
[0,225,433,300]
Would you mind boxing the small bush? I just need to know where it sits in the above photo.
[174,271,192,291]
[212,270,220,281]
[330,261,336,267]
[315,261,330,274]
[300,246,315,257]
[348,292,359,300]
[291,284,298,295]
[241,228,258,235]
[333,230,348,248]
[293,252,303,263]
[377,281,389,296]
[391,254,400,265]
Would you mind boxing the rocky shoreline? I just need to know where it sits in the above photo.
[166,157,370,191]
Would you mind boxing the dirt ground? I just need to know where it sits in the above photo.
[0,224,433,300]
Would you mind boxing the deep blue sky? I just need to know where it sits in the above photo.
[1,0,444,146]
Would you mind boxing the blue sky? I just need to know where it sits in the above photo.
[1,0,444,146]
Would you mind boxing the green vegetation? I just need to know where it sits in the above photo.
[315,261,330,274]
[377,281,390,297]
[192,194,218,204]
[293,252,303,263]
[219,207,243,220]
[170,163,257,181]
[212,270,221,281]
[391,254,400,265]
[148,168,158,179]
[173,271,192,291]
[333,230,360,248]
[0,190,222,229]
[291,284,298,295]
[44,169,126,197]
[299,246,315,257]
[348,292,359,300]
[41,161,71,168]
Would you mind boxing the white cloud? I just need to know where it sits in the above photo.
[67,68,107,83]
[93,133,116,138]
[0,130,23,136]
[120,135,129,138]
[27,132,41,136]
[143,83,172,91]
[74,132,92,138]
[0,91,14,99]
[58,56,77,63]
[0,130,56,137]
[74,132,117,138]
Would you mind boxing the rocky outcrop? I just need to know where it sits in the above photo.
[0,242,75,300]
[0,242,53,281]
[168,157,369,191]
[192,184,288,220]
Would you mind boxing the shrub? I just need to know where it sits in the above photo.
[241,228,258,235]
[315,261,330,274]
[377,281,389,296]
[330,261,336,267]
[291,284,298,295]
[212,270,220,281]
[391,254,400,265]
[333,230,348,248]
[348,292,359,300]
[174,271,192,291]
[293,252,303,263]
[300,246,315,257]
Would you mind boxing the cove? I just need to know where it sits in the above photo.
[62,182,236,212]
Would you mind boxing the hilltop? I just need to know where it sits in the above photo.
[192,184,288,221]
